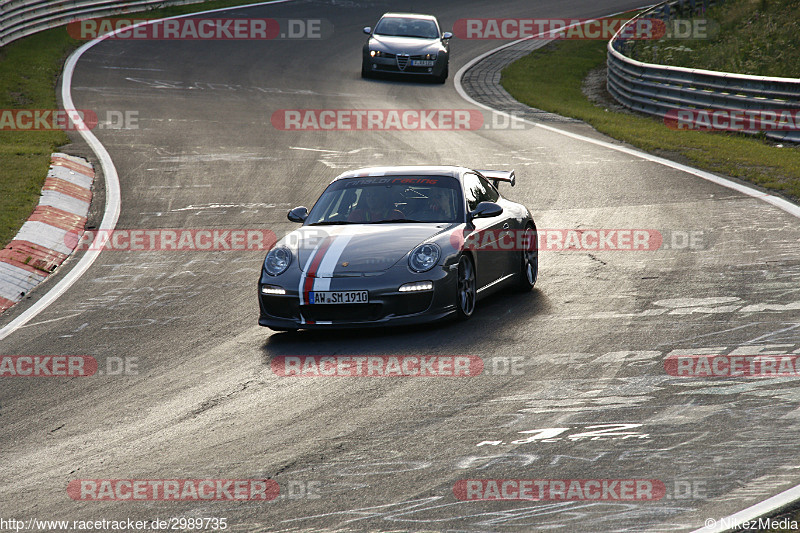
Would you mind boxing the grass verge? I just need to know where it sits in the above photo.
[630,0,800,77]
[0,0,281,248]
[0,29,76,248]
[500,40,800,204]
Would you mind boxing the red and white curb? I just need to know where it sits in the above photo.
[0,152,93,313]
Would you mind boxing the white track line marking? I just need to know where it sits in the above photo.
[0,0,293,341]
[453,10,800,533]
[4,3,798,530]
[453,16,800,222]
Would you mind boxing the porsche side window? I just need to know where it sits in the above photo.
[480,175,500,202]
[464,173,487,211]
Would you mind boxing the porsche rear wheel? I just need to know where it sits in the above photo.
[514,225,538,291]
[456,255,476,320]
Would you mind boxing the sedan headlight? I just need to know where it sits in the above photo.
[408,243,440,273]
[370,50,382,57]
[424,53,437,60]
[264,247,292,276]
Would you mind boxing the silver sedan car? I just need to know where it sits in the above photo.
[361,13,452,84]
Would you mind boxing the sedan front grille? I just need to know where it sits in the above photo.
[396,54,409,71]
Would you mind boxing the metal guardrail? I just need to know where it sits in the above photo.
[607,0,800,143]
[0,0,207,47]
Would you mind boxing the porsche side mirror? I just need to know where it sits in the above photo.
[468,202,503,221]
[288,206,308,223]
[363,26,372,35]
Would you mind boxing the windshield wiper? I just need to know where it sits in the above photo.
[307,221,351,226]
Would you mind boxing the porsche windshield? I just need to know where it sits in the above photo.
[374,17,439,39]
[306,176,463,225]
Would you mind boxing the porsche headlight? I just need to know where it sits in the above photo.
[264,247,292,276]
[408,243,440,273]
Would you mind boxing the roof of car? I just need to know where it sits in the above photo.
[379,13,438,21]
[334,166,469,181]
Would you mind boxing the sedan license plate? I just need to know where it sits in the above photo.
[309,290,368,304]
[411,60,435,66]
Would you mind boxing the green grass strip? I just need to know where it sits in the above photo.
[501,39,800,203]
[0,0,282,248]
[630,0,800,78]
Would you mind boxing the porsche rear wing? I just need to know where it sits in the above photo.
[476,169,515,188]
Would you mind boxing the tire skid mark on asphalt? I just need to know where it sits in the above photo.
[122,76,359,97]
[1,2,797,531]
[0,0,296,341]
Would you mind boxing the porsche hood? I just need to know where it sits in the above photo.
[286,225,451,275]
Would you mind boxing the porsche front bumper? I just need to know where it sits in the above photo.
[258,263,457,329]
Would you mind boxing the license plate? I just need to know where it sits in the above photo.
[411,60,435,66]
[309,290,368,304]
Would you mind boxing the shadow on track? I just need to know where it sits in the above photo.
[258,287,551,363]
[358,71,449,86]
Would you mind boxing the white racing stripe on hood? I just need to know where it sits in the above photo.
[298,233,331,321]
[297,227,360,325]
[313,233,354,292]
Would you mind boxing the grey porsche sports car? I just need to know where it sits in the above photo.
[258,166,538,331]
[361,13,452,83]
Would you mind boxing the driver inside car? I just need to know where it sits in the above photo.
[410,187,452,221]
[347,187,404,222]
[427,187,452,218]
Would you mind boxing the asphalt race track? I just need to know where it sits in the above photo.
[2,0,800,531]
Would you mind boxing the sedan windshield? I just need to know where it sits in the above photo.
[306,176,463,225]
[374,17,439,39]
